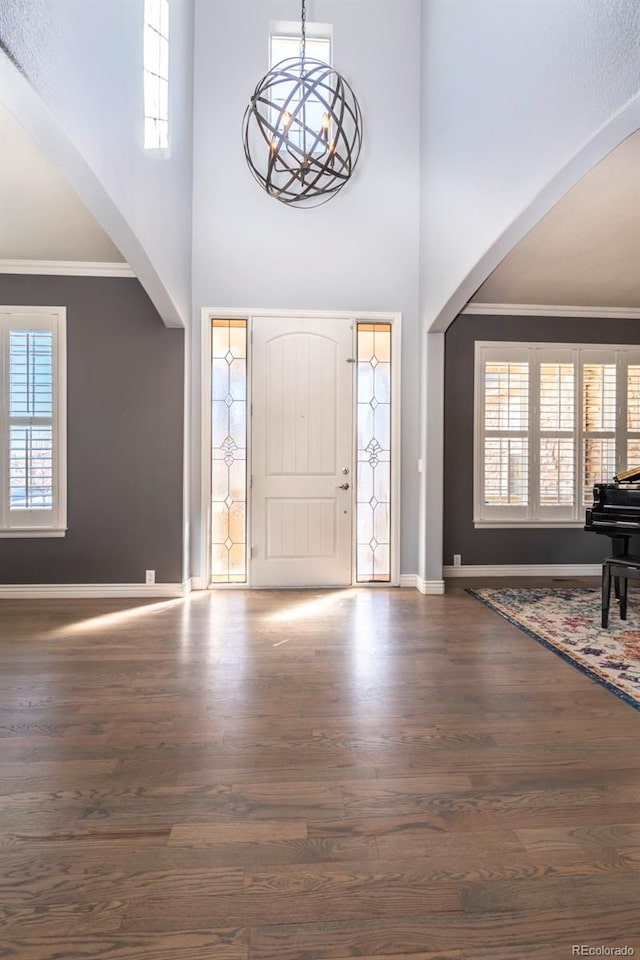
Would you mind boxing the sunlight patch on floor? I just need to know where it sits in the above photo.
[267,589,358,630]
[46,595,208,636]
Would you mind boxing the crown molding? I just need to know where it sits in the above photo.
[0,259,135,278]
[462,302,640,320]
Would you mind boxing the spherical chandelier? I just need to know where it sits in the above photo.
[242,0,363,208]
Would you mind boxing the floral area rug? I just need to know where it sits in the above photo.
[468,586,640,711]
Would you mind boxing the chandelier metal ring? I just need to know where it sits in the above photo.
[242,54,363,207]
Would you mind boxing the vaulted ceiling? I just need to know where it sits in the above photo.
[0,102,124,263]
[473,129,640,308]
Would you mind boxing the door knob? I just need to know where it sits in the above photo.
[338,482,350,490]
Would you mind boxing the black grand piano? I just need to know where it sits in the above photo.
[585,466,640,555]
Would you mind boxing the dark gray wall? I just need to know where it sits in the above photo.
[0,275,184,583]
[444,313,640,566]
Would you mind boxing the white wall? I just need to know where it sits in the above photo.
[420,0,640,333]
[191,0,422,578]
[0,0,194,325]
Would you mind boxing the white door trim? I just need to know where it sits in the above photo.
[200,307,402,588]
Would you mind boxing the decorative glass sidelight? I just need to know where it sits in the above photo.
[356,323,391,582]
[210,320,247,583]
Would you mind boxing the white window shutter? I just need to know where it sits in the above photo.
[0,308,66,537]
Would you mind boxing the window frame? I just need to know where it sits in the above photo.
[269,20,333,67]
[0,306,67,538]
[474,341,640,528]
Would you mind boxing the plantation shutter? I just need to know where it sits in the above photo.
[477,345,530,522]
[0,310,66,534]
[623,355,640,477]
[535,348,576,522]
[476,343,640,527]
[581,351,616,506]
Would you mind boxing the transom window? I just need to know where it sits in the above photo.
[269,25,332,155]
[475,342,640,527]
[144,0,169,149]
[0,308,66,537]
[270,33,331,68]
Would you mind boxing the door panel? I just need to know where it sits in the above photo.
[265,499,337,558]
[251,316,353,587]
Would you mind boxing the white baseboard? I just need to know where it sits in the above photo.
[400,574,445,594]
[444,564,601,578]
[0,582,186,599]
[399,574,417,588]
[418,577,446,594]
[182,576,206,594]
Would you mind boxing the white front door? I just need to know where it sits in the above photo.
[251,316,354,587]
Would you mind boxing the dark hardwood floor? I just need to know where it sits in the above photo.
[0,579,639,959]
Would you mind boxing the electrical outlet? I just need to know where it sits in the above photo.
[453,554,461,567]
[145,569,155,584]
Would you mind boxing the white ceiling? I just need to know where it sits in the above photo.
[0,102,124,262]
[0,100,638,308]
[473,129,640,308]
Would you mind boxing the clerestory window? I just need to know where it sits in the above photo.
[144,0,169,149]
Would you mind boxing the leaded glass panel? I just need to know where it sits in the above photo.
[356,323,391,582]
[211,320,247,583]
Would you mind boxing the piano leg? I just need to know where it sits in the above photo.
[620,576,628,620]
[611,536,630,603]
[602,562,612,628]
[611,535,630,557]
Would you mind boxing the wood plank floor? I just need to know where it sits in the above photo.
[0,579,639,959]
